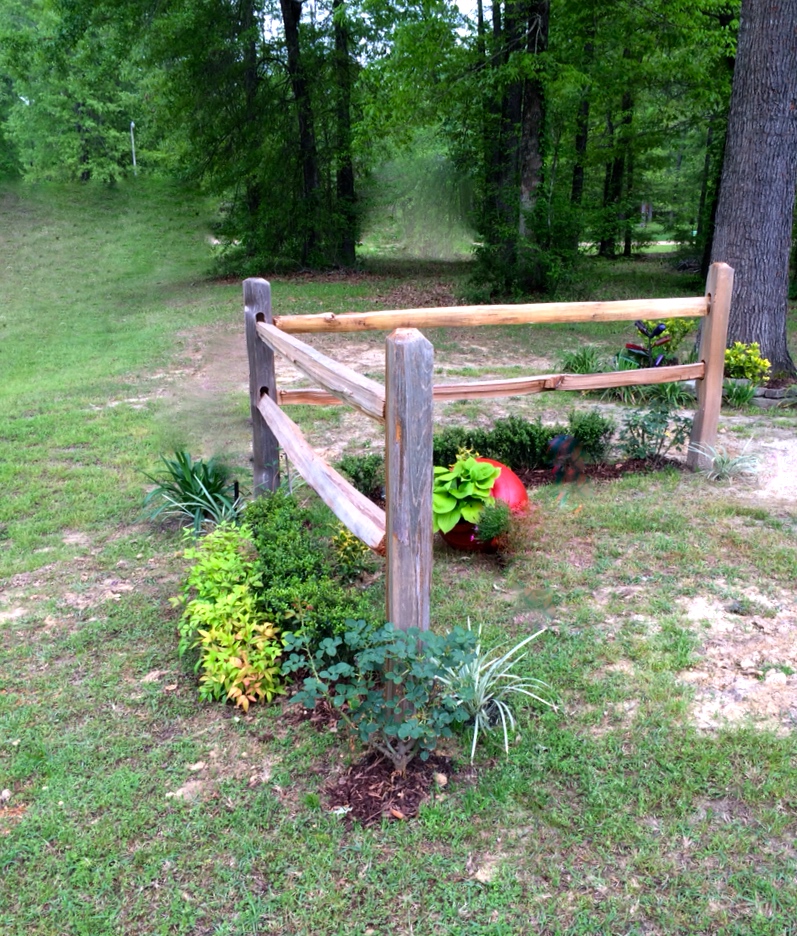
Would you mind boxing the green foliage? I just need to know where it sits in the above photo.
[722,379,757,409]
[173,523,284,711]
[337,453,384,500]
[433,456,500,534]
[566,409,615,462]
[143,451,241,534]
[645,381,695,407]
[558,346,604,375]
[435,622,556,762]
[690,442,760,482]
[244,491,375,650]
[475,500,512,544]
[618,403,693,462]
[331,524,371,583]
[642,318,698,358]
[433,412,614,471]
[282,621,477,773]
[724,342,771,384]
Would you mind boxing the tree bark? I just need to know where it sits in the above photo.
[279,0,320,263]
[333,0,356,267]
[710,0,797,376]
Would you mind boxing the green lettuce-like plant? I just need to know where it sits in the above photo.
[435,621,556,762]
[433,456,501,534]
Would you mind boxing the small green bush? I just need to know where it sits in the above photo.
[283,620,477,774]
[724,342,771,384]
[337,453,385,500]
[244,491,376,650]
[173,523,284,711]
[618,403,692,462]
[566,409,615,462]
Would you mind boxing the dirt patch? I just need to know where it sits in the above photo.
[326,750,453,825]
[680,590,797,733]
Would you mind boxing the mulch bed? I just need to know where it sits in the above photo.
[326,751,454,826]
[515,457,684,488]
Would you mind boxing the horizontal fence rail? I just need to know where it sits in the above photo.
[277,362,707,407]
[273,296,709,334]
[245,262,734,632]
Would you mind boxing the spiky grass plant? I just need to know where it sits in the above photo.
[436,621,557,762]
[689,441,760,482]
[143,451,243,533]
[558,345,604,375]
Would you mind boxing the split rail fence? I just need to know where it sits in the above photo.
[244,261,733,634]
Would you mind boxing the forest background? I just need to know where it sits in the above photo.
[0,0,795,368]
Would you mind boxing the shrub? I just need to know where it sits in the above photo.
[566,409,614,462]
[244,491,376,650]
[283,621,477,774]
[618,402,693,462]
[724,342,771,384]
[173,523,284,711]
[337,453,384,500]
[143,451,242,534]
[331,524,372,583]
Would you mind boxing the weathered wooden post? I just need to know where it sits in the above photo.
[385,328,434,632]
[687,262,734,471]
[244,278,280,493]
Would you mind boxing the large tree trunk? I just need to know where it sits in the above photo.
[280,0,320,264]
[710,0,797,376]
[333,0,356,267]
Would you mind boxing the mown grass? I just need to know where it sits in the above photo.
[2,180,797,935]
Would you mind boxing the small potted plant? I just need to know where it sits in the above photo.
[433,454,528,552]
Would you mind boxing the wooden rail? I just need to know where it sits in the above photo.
[277,362,706,406]
[245,262,733,632]
[273,296,708,334]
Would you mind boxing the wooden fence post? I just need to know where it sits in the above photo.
[385,329,434,632]
[687,262,734,471]
[244,278,280,494]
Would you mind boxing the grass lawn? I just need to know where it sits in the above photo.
[1,179,797,936]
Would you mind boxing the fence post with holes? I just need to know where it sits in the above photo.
[385,328,434,633]
[244,277,280,493]
[687,262,734,471]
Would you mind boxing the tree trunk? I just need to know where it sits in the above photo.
[333,0,356,267]
[710,0,797,376]
[280,0,320,264]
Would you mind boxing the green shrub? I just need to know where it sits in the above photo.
[723,379,757,409]
[173,523,284,710]
[283,620,477,774]
[566,409,615,461]
[337,453,384,499]
[244,491,376,650]
[432,426,491,468]
[724,342,771,384]
[618,403,693,462]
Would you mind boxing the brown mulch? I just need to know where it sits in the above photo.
[326,751,453,826]
[515,457,683,488]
